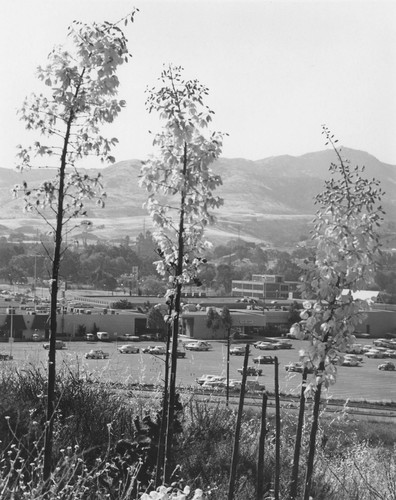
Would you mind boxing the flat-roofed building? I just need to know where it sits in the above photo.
[232,274,300,300]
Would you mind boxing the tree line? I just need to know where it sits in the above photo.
[1,234,395,301]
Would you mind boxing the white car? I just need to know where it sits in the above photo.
[265,338,293,349]
[373,339,390,348]
[345,344,364,354]
[365,349,386,359]
[84,349,110,359]
[185,341,212,351]
[272,341,293,349]
[341,357,360,367]
[118,334,140,342]
[343,354,363,364]
[118,344,140,354]
[230,346,246,356]
[255,342,278,350]
[201,377,228,390]
[196,374,225,386]
[143,345,166,355]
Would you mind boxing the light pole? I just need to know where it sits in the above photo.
[9,307,15,356]
[27,254,45,312]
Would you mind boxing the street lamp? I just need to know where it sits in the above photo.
[8,307,15,356]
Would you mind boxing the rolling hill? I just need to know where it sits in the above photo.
[1,148,395,247]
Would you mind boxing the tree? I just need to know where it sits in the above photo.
[287,301,302,327]
[13,13,136,481]
[140,275,167,297]
[146,306,167,337]
[206,307,221,337]
[215,264,233,293]
[291,126,384,499]
[139,64,225,482]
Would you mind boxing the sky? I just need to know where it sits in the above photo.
[1,0,396,169]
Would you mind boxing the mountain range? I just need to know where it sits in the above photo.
[1,148,395,248]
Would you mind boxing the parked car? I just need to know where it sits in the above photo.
[365,349,386,359]
[173,350,186,358]
[140,334,158,341]
[345,343,364,354]
[373,339,391,348]
[230,346,246,356]
[245,380,266,392]
[237,366,263,376]
[264,338,293,349]
[228,379,243,391]
[185,341,212,351]
[341,357,361,367]
[201,378,228,390]
[0,353,13,361]
[378,362,396,371]
[255,342,278,351]
[118,334,140,342]
[285,362,314,374]
[84,349,110,359]
[142,345,166,355]
[272,341,293,349]
[343,354,363,364]
[253,355,275,365]
[97,331,110,341]
[196,374,225,386]
[118,344,140,354]
[385,350,396,359]
[43,340,66,350]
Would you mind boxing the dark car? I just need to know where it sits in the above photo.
[0,353,13,361]
[237,366,263,376]
[253,355,275,365]
[169,350,186,358]
[285,362,314,374]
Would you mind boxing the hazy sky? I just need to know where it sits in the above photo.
[1,0,395,169]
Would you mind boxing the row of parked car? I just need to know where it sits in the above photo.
[195,373,265,392]
[83,343,189,359]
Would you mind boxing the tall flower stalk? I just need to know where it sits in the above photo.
[139,64,225,481]
[14,12,136,481]
[291,126,385,498]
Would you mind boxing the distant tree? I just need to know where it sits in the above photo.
[197,263,216,288]
[146,307,167,337]
[76,324,87,338]
[206,307,221,336]
[91,323,100,335]
[112,299,134,309]
[98,275,118,291]
[215,264,233,293]
[140,276,167,297]
[213,244,231,259]
[288,301,302,326]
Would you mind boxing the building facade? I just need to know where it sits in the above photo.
[231,274,300,301]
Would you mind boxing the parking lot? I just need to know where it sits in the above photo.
[1,338,395,402]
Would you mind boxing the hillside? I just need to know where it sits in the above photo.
[1,148,395,247]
